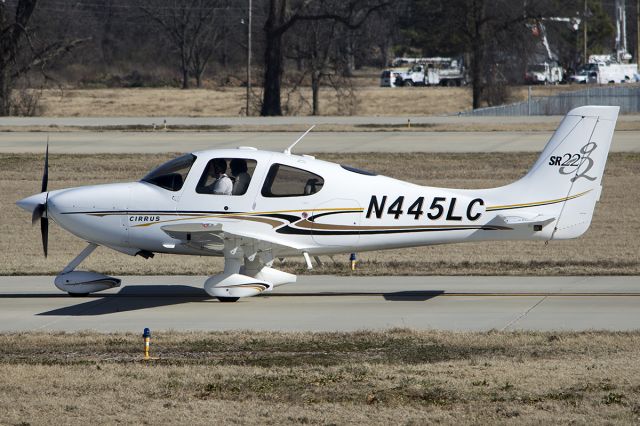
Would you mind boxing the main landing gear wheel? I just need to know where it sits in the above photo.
[217,296,240,303]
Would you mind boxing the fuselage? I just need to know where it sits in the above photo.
[25,147,564,259]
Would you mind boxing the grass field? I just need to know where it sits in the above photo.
[37,86,472,117]
[0,330,638,424]
[2,152,638,276]
[33,84,615,118]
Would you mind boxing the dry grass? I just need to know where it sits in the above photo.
[34,85,633,118]
[0,330,638,424]
[36,87,471,117]
[1,152,639,276]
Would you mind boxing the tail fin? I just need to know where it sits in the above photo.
[507,106,619,239]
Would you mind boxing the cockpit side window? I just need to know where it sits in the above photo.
[196,158,257,196]
[261,164,324,197]
[141,153,196,191]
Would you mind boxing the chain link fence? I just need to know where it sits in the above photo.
[460,85,640,116]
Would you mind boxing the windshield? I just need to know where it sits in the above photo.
[141,153,196,191]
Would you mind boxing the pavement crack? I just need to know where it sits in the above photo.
[501,296,547,331]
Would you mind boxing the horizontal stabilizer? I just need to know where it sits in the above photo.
[495,213,556,229]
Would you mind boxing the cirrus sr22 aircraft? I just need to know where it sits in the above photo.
[17,106,618,302]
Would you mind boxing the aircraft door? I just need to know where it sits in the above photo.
[311,198,361,249]
[177,157,262,224]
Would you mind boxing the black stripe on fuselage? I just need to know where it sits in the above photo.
[307,210,362,222]
[255,213,300,223]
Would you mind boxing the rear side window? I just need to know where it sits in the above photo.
[261,164,324,197]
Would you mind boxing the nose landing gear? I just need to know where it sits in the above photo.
[54,243,121,295]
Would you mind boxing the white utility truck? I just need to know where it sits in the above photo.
[574,54,638,84]
[524,62,564,84]
[396,57,466,87]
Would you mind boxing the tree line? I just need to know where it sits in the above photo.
[0,0,636,116]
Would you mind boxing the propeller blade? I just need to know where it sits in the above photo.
[31,203,46,225]
[31,141,49,257]
[40,217,48,258]
[41,140,49,193]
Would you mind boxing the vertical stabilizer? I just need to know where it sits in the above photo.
[507,106,619,239]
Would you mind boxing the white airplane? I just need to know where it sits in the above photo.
[17,106,618,302]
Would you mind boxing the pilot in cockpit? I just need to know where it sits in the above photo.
[208,158,233,195]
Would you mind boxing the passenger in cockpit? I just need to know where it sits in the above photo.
[230,159,251,195]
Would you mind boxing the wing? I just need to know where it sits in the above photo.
[160,222,308,258]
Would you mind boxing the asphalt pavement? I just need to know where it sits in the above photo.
[1,275,638,332]
[1,114,640,127]
[0,130,638,153]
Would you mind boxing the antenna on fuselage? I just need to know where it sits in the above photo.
[284,125,315,155]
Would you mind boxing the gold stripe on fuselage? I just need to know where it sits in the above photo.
[485,189,591,212]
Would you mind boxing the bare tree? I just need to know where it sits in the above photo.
[188,14,225,87]
[401,0,564,109]
[289,19,340,115]
[260,0,390,116]
[0,0,86,116]
[141,0,223,89]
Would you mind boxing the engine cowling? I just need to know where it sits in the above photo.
[54,271,121,294]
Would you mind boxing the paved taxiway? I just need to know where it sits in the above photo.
[2,114,640,127]
[1,130,639,153]
[1,275,638,332]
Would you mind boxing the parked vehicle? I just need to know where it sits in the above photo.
[571,55,638,84]
[525,62,563,85]
[569,69,597,84]
[398,64,427,86]
[395,57,466,87]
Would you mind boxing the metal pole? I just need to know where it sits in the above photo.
[637,0,640,70]
[583,0,588,64]
[528,85,531,116]
[246,0,252,116]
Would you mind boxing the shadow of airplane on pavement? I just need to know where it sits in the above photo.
[37,285,211,316]
[34,286,445,316]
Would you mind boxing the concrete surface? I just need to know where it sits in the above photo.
[1,114,640,127]
[0,130,638,153]
[0,275,638,332]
